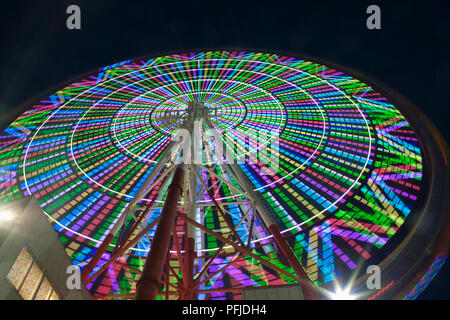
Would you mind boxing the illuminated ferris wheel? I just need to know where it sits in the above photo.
[0,50,448,300]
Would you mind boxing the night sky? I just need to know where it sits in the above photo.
[0,0,449,299]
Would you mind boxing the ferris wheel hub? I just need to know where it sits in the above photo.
[186,101,211,119]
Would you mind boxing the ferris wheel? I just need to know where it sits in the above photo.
[0,50,448,300]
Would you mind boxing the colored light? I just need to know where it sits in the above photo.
[0,209,14,222]
[0,51,428,298]
[329,286,356,300]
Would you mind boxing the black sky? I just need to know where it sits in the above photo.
[0,0,449,299]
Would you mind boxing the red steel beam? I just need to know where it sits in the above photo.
[166,258,183,287]
[172,219,188,288]
[183,229,196,300]
[268,224,320,300]
[194,241,227,285]
[86,215,160,283]
[247,209,256,247]
[177,212,300,282]
[196,256,238,287]
[165,250,170,300]
[203,182,246,247]
[81,188,160,283]
[116,190,160,252]
[115,260,142,274]
[81,232,115,282]
[135,166,185,300]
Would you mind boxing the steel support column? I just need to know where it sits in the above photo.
[135,165,185,300]
[81,232,115,282]
[268,224,320,300]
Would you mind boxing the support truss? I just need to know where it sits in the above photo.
[81,102,320,300]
